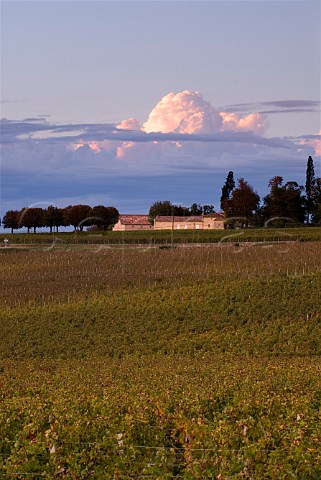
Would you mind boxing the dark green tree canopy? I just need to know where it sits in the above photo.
[149,201,174,220]
[220,171,235,211]
[2,210,20,233]
[20,207,45,233]
[202,204,215,215]
[63,205,92,231]
[2,204,119,233]
[305,156,316,223]
[224,178,260,227]
[263,178,305,226]
[149,201,190,221]
[90,206,119,230]
[149,201,216,221]
[190,203,203,215]
[43,206,64,232]
[190,203,215,215]
[268,176,283,189]
[312,177,321,224]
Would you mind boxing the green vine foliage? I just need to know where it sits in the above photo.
[1,241,321,478]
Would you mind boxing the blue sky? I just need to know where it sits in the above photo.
[1,0,320,224]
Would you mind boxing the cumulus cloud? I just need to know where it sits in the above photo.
[143,90,269,136]
[0,91,271,153]
[220,111,269,135]
[117,117,142,131]
[143,90,223,134]
[2,91,319,218]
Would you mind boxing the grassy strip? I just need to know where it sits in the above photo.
[1,226,321,245]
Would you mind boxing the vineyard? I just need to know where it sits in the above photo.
[1,240,321,478]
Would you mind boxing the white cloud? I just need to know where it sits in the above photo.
[109,91,271,160]
[2,91,318,217]
[142,90,269,136]
[143,90,223,134]
[117,117,142,131]
[220,111,269,135]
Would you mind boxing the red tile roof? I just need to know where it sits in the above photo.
[118,215,151,225]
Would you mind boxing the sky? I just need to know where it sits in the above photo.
[1,0,321,225]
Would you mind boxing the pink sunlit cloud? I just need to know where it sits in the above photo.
[116,141,135,159]
[298,130,321,156]
[220,111,269,135]
[68,139,113,153]
[66,91,274,156]
[143,90,223,134]
[117,117,142,131]
[143,90,269,136]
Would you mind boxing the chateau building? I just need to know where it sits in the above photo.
[154,213,225,230]
[112,215,153,231]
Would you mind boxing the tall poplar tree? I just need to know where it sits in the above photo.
[305,155,315,223]
[220,171,235,211]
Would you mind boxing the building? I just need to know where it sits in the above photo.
[112,214,153,231]
[154,213,225,230]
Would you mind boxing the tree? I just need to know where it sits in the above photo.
[225,178,260,227]
[148,201,190,221]
[174,205,191,216]
[313,178,321,205]
[312,177,321,224]
[149,201,173,221]
[2,210,20,233]
[305,156,315,223]
[90,206,119,230]
[263,177,285,220]
[20,207,45,233]
[63,205,91,231]
[220,171,235,211]
[190,204,215,215]
[190,203,202,215]
[283,181,305,223]
[268,176,283,188]
[43,206,64,233]
[263,177,305,226]
[202,205,215,215]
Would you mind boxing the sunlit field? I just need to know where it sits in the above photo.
[1,239,321,478]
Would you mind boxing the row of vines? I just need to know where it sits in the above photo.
[1,241,321,477]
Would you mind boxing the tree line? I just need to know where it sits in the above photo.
[219,156,321,227]
[2,156,320,233]
[148,201,216,220]
[1,205,119,233]
[149,156,321,228]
